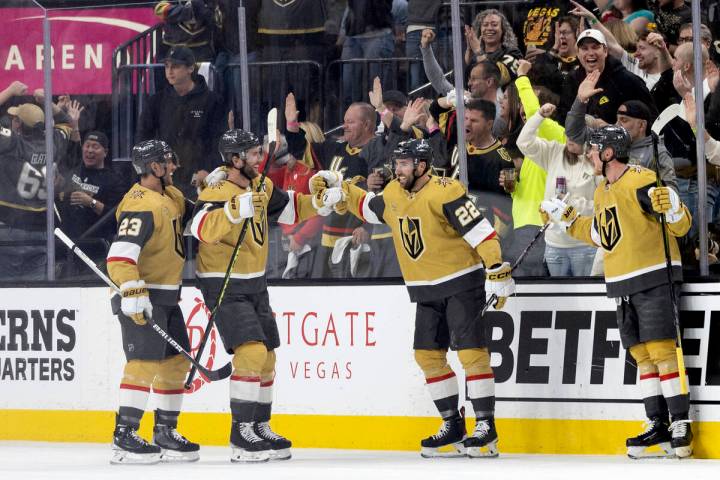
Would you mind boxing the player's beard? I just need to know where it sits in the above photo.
[241,163,258,180]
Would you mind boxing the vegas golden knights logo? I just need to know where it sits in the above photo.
[399,216,424,259]
[251,208,266,246]
[597,205,622,250]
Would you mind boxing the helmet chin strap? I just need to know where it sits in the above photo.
[151,163,167,189]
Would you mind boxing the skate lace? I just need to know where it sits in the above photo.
[240,422,264,443]
[170,428,188,444]
[472,419,491,438]
[129,429,150,446]
[669,419,692,439]
[430,420,451,440]
[257,421,283,441]
[640,418,659,434]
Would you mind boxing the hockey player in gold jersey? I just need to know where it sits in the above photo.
[190,129,333,462]
[541,121,693,459]
[106,140,199,464]
[313,138,516,458]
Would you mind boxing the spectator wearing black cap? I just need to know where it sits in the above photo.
[558,28,657,126]
[566,97,677,191]
[137,46,226,198]
[57,131,126,277]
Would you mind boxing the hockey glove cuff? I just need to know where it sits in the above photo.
[540,198,578,229]
[224,192,255,224]
[120,279,153,326]
[484,262,515,310]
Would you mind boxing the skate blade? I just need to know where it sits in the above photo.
[269,448,292,460]
[627,442,675,459]
[159,449,200,463]
[466,439,499,458]
[420,442,467,458]
[110,449,161,465]
[674,445,693,459]
[230,446,270,463]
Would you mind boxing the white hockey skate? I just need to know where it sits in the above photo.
[420,414,467,458]
[230,421,271,463]
[464,418,499,458]
[626,417,674,459]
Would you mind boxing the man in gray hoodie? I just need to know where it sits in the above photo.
[566,94,677,192]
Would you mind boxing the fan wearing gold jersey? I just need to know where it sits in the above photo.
[541,124,693,459]
[106,140,198,464]
[315,138,515,458]
[190,129,333,462]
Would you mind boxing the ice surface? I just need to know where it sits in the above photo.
[1,442,718,480]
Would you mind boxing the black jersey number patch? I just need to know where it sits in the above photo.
[399,216,424,260]
[597,205,622,251]
[118,217,143,236]
[454,200,481,227]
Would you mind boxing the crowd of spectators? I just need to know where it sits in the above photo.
[1,0,720,281]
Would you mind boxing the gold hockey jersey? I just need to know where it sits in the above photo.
[568,165,691,297]
[344,176,498,302]
[107,184,186,305]
[190,176,316,293]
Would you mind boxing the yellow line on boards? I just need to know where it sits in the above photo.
[1,410,719,458]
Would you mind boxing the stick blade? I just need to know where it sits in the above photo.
[267,108,278,144]
[651,104,681,135]
[201,361,233,382]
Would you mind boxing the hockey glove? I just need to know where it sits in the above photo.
[309,170,343,195]
[224,192,255,224]
[312,187,345,216]
[200,166,228,192]
[540,198,578,229]
[120,279,153,326]
[485,262,515,310]
[649,186,684,223]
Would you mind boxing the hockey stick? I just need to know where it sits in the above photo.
[480,194,570,317]
[651,107,688,395]
[184,108,278,389]
[54,228,232,382]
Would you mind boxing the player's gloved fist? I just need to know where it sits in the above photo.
[201,166,228,191]
[120,279,152,326]
[312,187,345,216]
[224,191,254,224]
[649,186,684,223]
[310,171,343,194]
[309,173,328,195]
[484,262,515,310]
[540,198,578,229]
[538,206,550,225]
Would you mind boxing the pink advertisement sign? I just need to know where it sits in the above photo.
[0,8,157,94]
